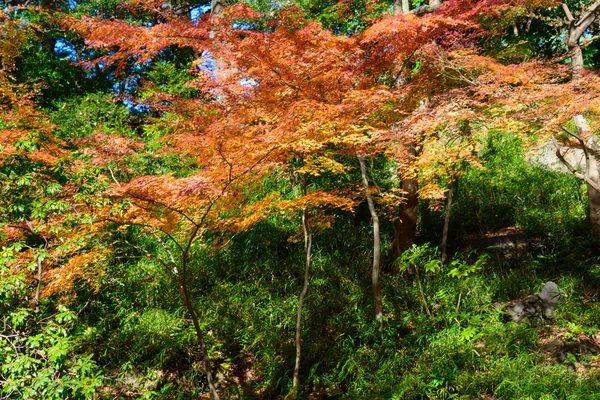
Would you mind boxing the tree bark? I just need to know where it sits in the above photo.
[393,0,410,14]
[211,0,224,15]
[292,178,312,392]
[358,156,383,332]
[178,279,220,400]
[441,185,454,264]
[558,3,600,233]
[573,115,600,232]
[391,177,418,262]
[562,0,600,79]
[35,255,42,313]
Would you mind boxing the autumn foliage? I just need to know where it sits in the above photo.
[4,0,600,397]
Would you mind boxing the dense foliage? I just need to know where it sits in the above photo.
[2,0,600,398]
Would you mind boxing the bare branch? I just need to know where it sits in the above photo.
[107,165,122,187]
[574,0,600,29]
[561,125,600,158]
[149,228,180,276]
[552,134,600,192]
[561,125,582,142]
[216,143,233,182]
[562,2,574,22]
[125,197,200,229]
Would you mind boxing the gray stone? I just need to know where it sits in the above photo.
[538,281,562,318]
[529,142,586,173]
[498,282,563,323]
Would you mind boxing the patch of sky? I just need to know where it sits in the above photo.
[56,0,76,10]
[122,98,150,114]
[134,58,153,71]
[113,74,141,95]
[197,51,216,78]
[83,59,108,78]
[191,4,211,21]
[232,21,257,30]
[54,39,77,62]
[240,77,259,87]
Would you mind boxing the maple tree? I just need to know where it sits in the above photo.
[4,0,600,397]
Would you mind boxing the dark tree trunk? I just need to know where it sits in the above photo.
[441,185,454,264]
[41,38,56,55]
[391,177,418,262]
[358,156,383,332]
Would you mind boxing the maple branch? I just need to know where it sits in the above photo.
[118,235,176,276]
[11,219,48,312]
[562,2,574,23]
[107,165,121,187]
[391,49,418,88]
[182,143,283,266]
[98,217,186,263]
[561,125,584,143]
[582,34,600,50]
[561,125,600,159]
[574,0,600,30]
[526,9,535,33]
[250,54,299,94]
[551,134,600,192]
[563,0,600,52]
[216,143,233,182]
[128,197,200,229]
[149,228,180,275]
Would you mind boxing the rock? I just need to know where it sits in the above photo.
[529,142,586,173]
[497,282,563,323]
[538,281,562,318]
[545,337,600,367]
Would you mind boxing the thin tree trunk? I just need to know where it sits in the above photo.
[393,0,410,14]
[455,286,463,314]
[358,155,383,332]
[35,255,42,313]
[211,0,224,15]
[178,280,220,400]
[441,185,454,264]
[414,265,432,319]
[292,178,312,392]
